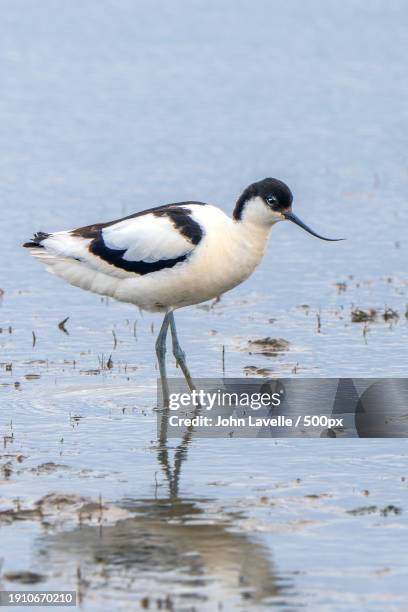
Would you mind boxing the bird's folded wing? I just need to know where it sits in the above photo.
[28,205,205,278]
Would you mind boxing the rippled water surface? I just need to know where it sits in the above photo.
[1,0,408,609]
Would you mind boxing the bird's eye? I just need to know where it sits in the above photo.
[267,196,278,206]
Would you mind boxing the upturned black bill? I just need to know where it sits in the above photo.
[283,212,344,241]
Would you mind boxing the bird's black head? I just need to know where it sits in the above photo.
[233,178,293,221]
[233,177,343,241]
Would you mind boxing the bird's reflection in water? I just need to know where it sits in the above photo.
[38,406,289,608]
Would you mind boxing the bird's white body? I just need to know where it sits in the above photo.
[28,198,274,312]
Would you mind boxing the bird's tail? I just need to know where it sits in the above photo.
[23,232,50,248]
[23,231,69,267]
[22,229,122,298]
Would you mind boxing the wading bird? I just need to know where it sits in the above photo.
[24,178,341,404]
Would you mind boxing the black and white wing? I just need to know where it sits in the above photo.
[24,202,206,277]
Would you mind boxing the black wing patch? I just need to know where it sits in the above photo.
[90,239,189,275]
[153,207,202,245]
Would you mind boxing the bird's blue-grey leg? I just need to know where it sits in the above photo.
[168,312,196,393]
[155,313,170,407]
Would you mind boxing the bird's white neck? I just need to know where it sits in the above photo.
[223,198,278,286]
[232,196,280,253]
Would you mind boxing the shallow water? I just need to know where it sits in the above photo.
[1,0,408,609]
